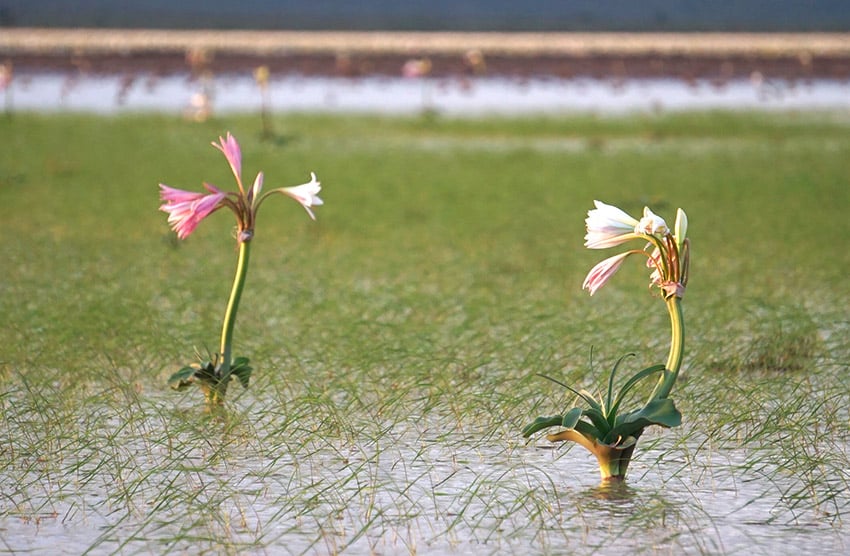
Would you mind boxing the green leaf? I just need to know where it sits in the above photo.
[231,359,253,389]
[522,415,564,438]
[561,407,584,429]
[194,361,217,382]
[232,356,250,367]
[579,389,603,413]
[582,407,611,436]
[168,366,197,390]
[611,398,682,439]
[572,419,602,439]
[609,364,667,418]
[535,374,599,409]
[605,353,636,419]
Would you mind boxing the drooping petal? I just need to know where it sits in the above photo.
[646,246,663,285]
[636,206,669,236]
[160,188,227,240]
[584,200,641,249]
[582,252,632,296]
[212,132,242,185]
[278,172,323,220]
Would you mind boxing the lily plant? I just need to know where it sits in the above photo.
[159,133,322,410]
[523,201,690,482]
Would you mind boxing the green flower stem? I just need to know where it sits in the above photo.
[219,239,251,378]
[650,295,684,401]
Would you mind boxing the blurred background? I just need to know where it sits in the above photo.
[1,1,849,115]
[1,0,849,31]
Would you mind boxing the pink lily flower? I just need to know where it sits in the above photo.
[159,183,227,239]
[582,252,631,296]
[160,132,321,242]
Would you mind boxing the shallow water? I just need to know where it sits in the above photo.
[6,72,850,115]
[3,401,847,555]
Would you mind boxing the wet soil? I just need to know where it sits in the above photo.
[2,30,850,81]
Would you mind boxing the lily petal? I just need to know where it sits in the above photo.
[250,172,263,205]
[582,252,632,296]
[674,208,688,251]
[636,206,669,236]
[585,200,640,249]
[279,172,323,220]
[159,185,227,239]
[212,132,242,185]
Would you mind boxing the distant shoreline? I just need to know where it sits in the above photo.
[3,29,850,80]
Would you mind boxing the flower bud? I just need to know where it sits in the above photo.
[674,208,688,251]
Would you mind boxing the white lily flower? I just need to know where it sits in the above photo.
[279,172,323,220]
[584,200,641,249]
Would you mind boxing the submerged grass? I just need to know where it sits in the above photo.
[1,111,849,554]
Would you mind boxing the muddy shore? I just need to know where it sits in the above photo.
[2,29,850,80]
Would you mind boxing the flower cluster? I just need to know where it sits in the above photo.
[159,133,322,242]
[159,132,323,409]
[582,201,689,299]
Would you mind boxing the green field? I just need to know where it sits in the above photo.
[1,112,849,554]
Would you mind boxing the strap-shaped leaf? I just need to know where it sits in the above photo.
[609,364,667,418]
[522,415,565,438]
[572,419,602,439]
[582,407,611,436]
[605,353,636,419]
[168,366,197,390]
[561,407,584,429]
[535,374,599,409]
[579,389,603,413]
[231,358,253,389]
[611,398,682,439]
[194,361,217,382]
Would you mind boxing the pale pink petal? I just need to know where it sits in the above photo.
[582,252,631,296]
[279,172,323,220]
[211,132,242,183]
[584,230,641,249]
[159,184,205,204]
[203,182,224,194]
[584,200,640,249]
[160,190,227,239]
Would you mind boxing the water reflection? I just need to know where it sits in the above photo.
[8,72,850,115]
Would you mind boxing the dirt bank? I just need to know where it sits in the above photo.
[2,29,850,80]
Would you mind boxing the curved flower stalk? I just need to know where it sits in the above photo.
[160,132,322,409]
[524,201,689,482]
